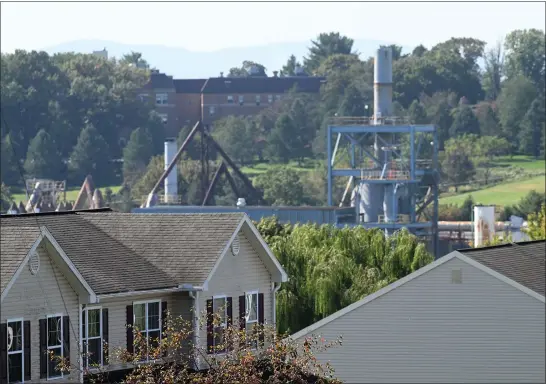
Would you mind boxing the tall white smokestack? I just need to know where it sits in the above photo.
[373,46,393,124]
[164,138,178,203]
[473,205,496,247]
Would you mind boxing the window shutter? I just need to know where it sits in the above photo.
[102,309,109,365]
[206,299,213,354]
[161,301,168,357]
[63,316,70,371]
[126,305,134,354]
[39,319,47,379]
[238,295,246,332]
[258,293,265,345]
[1,323,7,384]
[24,321,31,380]
[226,297,233,351]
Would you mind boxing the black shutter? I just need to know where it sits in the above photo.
[226,297,233,351]
[258,293,265,345]
[39,319,47,379]
[24,321,31,380]
[238,295,246,332]
[63,316,70,372]
[126,305,134,354]
[102,309,109,365]
[206,299,213,354]
[0,323,7,384]
[161,301,168,357]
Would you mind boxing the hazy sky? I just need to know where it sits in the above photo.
[1,1,545,53]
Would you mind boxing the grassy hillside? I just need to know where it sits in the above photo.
[492,155,545,171]
[440,175,545,207]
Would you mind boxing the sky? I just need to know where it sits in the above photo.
[1,1,545,53]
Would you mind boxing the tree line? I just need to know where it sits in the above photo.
[1,29,545,210]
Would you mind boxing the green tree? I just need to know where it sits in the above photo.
[265,114,297,163]
[23,129,64,180]
[526,204,546,240]
[254,167,307,206]
[68,123,111,184]
[304,32,356,74]
[228,60,267,77]
[441,138,476,192]
[1,134,22,186]
[338,84,367,117]
[475,102,501,137]
[120,51,149,68]
[519,97,546,158]
[213,116,258,165]
[428,101,453,149]
[123,127,154,186]
[407,100,428,124]
[289,98,315,162]
[482,42,504,101]
[449,105,481,137]
[280,54,301,76]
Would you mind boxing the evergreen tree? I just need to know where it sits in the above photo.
[519,97,546,158]
[23,129,65,180]
[123,127,154,186]
[429,101,453,149]
[477,103,501,137]
[290,98,315,162]
[1,134,22,186]
[69,123,111,184]
[266,114,297,163]
[338,84,367,117]
[449,105,481,137]
[407,100,428,124]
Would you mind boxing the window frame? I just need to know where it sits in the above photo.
[255,95,261,105]
[157,113,168,125]
[46,313,64,380]
[244,291,259,349]
[238,95,244,105]
[227,95,234,103]
[7,317,24,384]
[155,93,168,105]
[137,93,149,102]
[268,95,273,103]
[212,295,228,351]
[82,306,103,369]
[132,300,162,362]
[209,105,215,115]
[275,94,281,101]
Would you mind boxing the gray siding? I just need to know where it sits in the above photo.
[1,243,80,382]
[197,231,273,369]
[294,257,545,384]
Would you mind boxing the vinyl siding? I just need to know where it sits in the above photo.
[1,244,80,382]
[98,292,193,371]
[197,231,273,369]
[294,257,545,384]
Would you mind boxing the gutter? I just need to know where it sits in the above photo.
[189,291,201,370]
[96,285,204,301]
[271,282,282,327]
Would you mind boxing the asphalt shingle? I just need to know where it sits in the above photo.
[201,76,326,94]
[459,240,545,296]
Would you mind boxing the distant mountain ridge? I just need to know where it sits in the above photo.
[42,39,415,79]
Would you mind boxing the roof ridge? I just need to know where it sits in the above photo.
[1,208,112,218]
[458,239,545,253]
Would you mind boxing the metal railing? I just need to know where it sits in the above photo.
[377,214,411,224]
[329,116,412,126]
[25,179,66,193]
[360,169,410,180]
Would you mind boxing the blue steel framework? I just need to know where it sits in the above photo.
[326,117,440,257]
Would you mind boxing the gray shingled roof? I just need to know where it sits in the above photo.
[459,240,545,297]
[0,226,41,293]
[174,79,207,93]
[0,210,245,295]
[201,76,326,94]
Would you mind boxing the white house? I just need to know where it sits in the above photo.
[291,240,545,384]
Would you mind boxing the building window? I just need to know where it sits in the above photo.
[158,113,168,124]
[245,292,259,349]
[227,95,234,103]
[155,93,168,105]
[82,307,104,368]
[133,301,161,361]
[138,93,149,102]
[7,319,23,383]
[255,95,261,106]
[209,106,216,115]
[212,296,227,351]
[268,95,273,103]
[275,95,281,101]
[238,95,244,105]
[47,315,64,379]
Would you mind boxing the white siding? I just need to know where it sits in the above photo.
[98,292,193,371]
[197,232,273,369]
[1,244,80,382]
[294,258,545,384]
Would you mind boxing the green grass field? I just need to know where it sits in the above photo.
[491,155,546,171]
[440,175,545,207]
[11,185,122,205]
[240,160,318,178]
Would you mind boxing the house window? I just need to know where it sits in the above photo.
[155,93,168,105]
[275,95,281,101]
[158,113,168,124]
[238,95,244,105]
[255,95,261,106]
[227,95,234,103]
[212,296,227,350]
[47,315,64,379]
[7,319,23,383]
[133,301,161,360]
[245,292,259,349]
[138,93,149,102]
[268,95,273,103]
[209,106,216,115]
[82,307,104,368]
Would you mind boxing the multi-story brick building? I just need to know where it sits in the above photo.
[140,70,325,137]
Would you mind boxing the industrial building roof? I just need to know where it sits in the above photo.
[174,79,207,93]
[200,76,326,94]
[459,240,545,296]
[0,209,248,295]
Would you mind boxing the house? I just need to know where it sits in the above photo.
[290,241,546,384]
[0,208,288,383]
